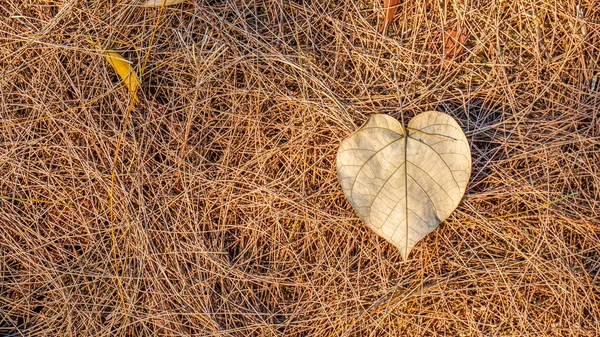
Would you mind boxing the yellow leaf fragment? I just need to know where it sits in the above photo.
[141,0,187,7]
[104,51,140,104]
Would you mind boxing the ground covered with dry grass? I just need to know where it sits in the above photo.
[1,0,600,336]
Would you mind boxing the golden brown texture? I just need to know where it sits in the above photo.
[1,1,599,336]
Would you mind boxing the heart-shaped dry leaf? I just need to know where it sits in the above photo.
[336,112,471,259]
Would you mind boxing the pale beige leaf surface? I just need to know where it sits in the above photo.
[103,51,140,104]
[141,0,187,7]
[336,111,471,259]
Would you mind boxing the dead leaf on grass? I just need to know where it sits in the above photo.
[381,0,400,33]
[443,26,468,60]
[336,112,471,259]
[103,50,140,104]
[141,0,187,7]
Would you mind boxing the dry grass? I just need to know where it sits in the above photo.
[1,0,599,336]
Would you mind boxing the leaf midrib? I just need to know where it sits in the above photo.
[404,129,409,258]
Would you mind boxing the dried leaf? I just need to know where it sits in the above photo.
[443,26,468,60]
[336,112,471,259]
[103,51,140,104]
[576,5,587,38]
[141,0,187,7]
[381,0,400,33]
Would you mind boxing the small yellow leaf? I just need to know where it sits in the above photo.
[104,51,140,104]
[141,0,187,7]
